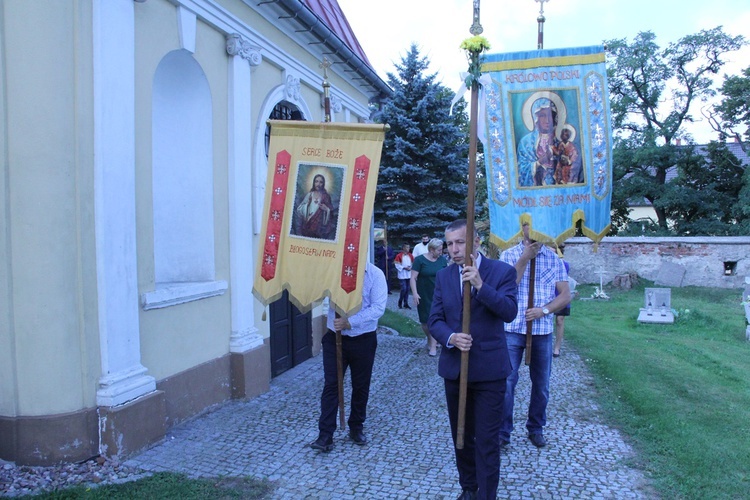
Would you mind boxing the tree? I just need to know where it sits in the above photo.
[374,44,469,244]
[705,66,750,153]
[659,142,746,235]
[606,28,746,232]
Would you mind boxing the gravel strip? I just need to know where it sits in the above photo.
[0,456,148,497]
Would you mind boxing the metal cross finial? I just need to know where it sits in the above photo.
[319,57,332,82]
[535,0,549,16]
[320,57,332,122]
[470,0,483,35]
[535,0,549,49]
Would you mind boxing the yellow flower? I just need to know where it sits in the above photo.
[460,36,491,53]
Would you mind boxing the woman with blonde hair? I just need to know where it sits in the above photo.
[410,238,447,356]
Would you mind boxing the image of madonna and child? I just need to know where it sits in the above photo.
[516,97,582,187]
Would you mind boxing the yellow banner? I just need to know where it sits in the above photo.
[253,121,386,315]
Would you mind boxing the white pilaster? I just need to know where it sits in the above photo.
[93,0,155,406]
[227,34,263,352]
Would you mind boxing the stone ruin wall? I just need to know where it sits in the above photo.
[562,236,750,289]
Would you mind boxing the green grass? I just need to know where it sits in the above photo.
[379,308,424,338]
[21,472,273,499]
[567,281,750,500]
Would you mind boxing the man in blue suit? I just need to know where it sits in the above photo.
[429,219,518,500]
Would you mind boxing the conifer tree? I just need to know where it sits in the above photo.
[375,44,469,244]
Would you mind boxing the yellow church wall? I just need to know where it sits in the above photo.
[0,0,103,416]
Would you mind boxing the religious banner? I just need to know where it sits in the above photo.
[479,45,612,248]
[253,121,387,315]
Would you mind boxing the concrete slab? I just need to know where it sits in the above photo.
[638,308,675,324]
[654,261,686,287]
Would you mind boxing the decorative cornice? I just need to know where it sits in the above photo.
[285,74,301,101]
[226,33,262,66]
[321,93,342,113]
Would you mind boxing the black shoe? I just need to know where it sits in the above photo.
[310,434,333,452]
[349,429,367,446]
[457,489,477,500]
[404,305,412,310]
[528,433,547,448]
[398,303,402,309]
[499,438,510,450]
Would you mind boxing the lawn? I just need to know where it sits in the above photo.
[21,472,273,499]
[567,281,750,499]
[379,308,424,338]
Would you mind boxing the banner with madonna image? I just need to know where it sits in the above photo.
[479,45,612,249]
[253,121,387,315]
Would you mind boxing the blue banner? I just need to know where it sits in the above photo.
[480,45,612,248]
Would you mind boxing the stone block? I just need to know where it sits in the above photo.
[638,288,674,324]
[637,308,675,324]
[654,262,686,287]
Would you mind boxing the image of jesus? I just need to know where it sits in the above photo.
[294,173,336,240]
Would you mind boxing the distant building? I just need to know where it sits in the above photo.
[0,0,389,465]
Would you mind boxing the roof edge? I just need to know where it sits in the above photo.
[274,0,391,99]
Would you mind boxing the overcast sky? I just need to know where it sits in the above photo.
[337,0,750,143]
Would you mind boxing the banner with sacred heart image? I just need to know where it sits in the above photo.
[253,121,387,315]
[479,45,612,248]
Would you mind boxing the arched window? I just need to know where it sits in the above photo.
[265,101,303,159]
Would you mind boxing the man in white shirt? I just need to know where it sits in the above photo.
[412,234,430,259]
[310,261,388,452]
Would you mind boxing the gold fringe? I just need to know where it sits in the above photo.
[488,210,610,254]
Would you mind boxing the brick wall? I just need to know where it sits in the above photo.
[562,236,750,289]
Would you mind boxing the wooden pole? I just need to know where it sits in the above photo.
[456,0,485,452]
[335,329,345,429]
[384,221,389,286]
[456,73,480,451]
[320,56,346,429]
[525,257,536,365]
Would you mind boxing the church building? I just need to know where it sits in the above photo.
[0,0,388,465]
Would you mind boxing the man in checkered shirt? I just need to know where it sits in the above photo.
[499,224,570,449]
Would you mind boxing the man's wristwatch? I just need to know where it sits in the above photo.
[542,307,550,315]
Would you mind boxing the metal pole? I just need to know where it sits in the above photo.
[535,0,549,50]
